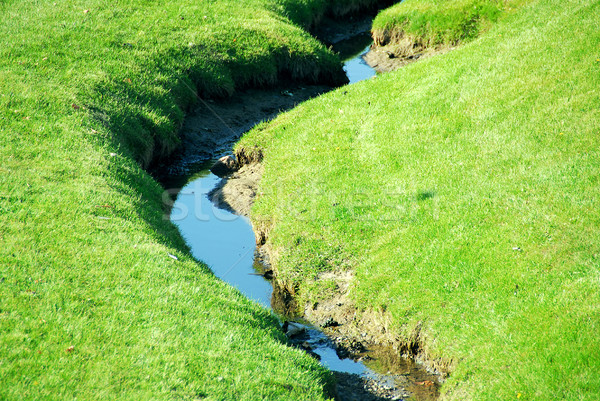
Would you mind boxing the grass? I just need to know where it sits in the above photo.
[237,0,600,399]
[371,0,528,53]
[0,0,387,399]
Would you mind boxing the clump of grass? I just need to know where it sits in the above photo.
[238,0,600,398]
[371,0,527,56]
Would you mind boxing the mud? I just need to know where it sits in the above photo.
[364,42,454,74]
[209,162,263,218]
[152,84,330,189]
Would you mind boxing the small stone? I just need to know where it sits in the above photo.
[283,321,306,338]
[210,155,238,177]
[300,341,312,351]
[335,346,350,359]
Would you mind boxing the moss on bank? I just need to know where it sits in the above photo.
[237,0,600,399]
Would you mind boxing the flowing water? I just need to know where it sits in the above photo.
[164,30,439,401]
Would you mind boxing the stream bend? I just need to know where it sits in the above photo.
[164,25,439,401]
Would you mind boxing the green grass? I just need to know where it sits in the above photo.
[237,0,600,399]
[0,0,387,399]
[371,0,527,51]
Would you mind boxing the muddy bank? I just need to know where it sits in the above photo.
[209,162,263,218]
[364,45,452,73]
[216,151,448,400]
[151,84,331,188]
[313,8,452,75]
[364,44,453,73]
[364,29,455,73]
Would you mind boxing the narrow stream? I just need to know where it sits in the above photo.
[164,31,439,401]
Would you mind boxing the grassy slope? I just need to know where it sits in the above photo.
[371,0,526,50]
[238,0,600,399]
[0,0,381,399]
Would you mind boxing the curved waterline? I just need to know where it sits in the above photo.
[167,28,439,401]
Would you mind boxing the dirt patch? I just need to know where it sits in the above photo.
[151,84,331,189]
[301,271,451,379]
[364,42,453,73]
[208,162,263,218]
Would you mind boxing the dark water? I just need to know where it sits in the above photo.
[335,32,377,83]
[169,32,439,401]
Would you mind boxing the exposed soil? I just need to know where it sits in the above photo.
[216,161,447,401]
[300,272,445,399]
[209,162,263,217]
[313,9,452,76]
[151,84,331,189]
[364,43,453,73]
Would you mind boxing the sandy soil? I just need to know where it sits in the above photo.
[208,162,263,217]
[364,44,453,73]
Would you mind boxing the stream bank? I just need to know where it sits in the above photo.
[214,159,444,401]
[157,10,446,401]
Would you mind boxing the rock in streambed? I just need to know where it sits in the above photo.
[210,155,238,177]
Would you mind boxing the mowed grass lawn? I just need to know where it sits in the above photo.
[238,0,600,399]
[0,0,380,399]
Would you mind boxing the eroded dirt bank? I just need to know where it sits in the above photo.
[363,26,456,73]
[158,5,453,399]
[152,85,331,187]
[213,153,449,400]
[363,43,453,73]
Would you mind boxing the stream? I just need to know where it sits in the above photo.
[159,26,439,401]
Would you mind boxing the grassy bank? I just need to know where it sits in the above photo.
[0,0,386,399]
[371,0,527,55]
[237,0,600,399]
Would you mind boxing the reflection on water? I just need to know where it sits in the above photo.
[172,172,272,308]
[336,32,376,84]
